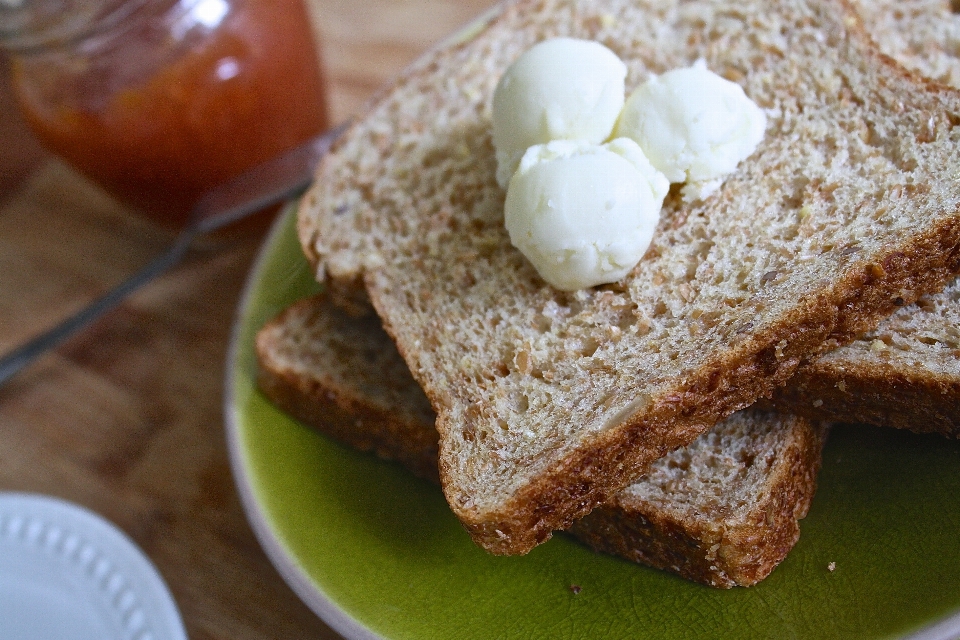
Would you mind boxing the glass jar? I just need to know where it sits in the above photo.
[1,0,329,227]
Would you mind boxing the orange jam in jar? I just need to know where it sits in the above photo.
[3,0,328,227]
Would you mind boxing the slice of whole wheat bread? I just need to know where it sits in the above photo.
[256,294,827,587]
[773,278,960,435]
[768,0,960,436]
[298,0,960,554]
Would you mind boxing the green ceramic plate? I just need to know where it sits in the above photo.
[225,206,960,640]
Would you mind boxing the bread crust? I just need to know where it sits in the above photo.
[255,299,440,482]
[771,358,960,437]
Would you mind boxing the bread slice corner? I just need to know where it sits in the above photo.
[256,294,828,587]
[255,298,439,482]
[771,278,960,436]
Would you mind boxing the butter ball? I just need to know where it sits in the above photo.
[614,59,766,201]
[492,38,627,189]
[504,138,669,291]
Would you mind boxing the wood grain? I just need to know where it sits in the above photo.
[0,1,495,638]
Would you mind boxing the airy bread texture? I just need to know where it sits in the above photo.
[256,294,827,587]
[298,0,960,554]
[856,0,960,88]
[769,0,960,436]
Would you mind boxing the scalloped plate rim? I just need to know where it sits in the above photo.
[0,491,187,640]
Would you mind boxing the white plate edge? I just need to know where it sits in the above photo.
[0,491,187,640]
[903,610,960,640]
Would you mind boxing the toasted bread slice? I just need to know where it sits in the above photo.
[768,0,960,436]
[298,0,960,554]
[256,294,827,587]
[773,278,960,435]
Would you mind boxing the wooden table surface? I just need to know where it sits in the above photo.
[0,1,494,638]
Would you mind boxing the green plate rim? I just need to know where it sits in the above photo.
[224,205,382,639]
[224,205,960,640]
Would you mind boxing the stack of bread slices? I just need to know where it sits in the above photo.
[256,0,960,587]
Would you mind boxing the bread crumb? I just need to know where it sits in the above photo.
[870,338,886,352]
[828,562,837,572]
[774,339,788,359]
[813,399,824,408]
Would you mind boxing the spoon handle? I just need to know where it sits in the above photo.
[0,122,346,387]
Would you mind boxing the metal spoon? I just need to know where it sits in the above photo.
[0,122,346,386]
